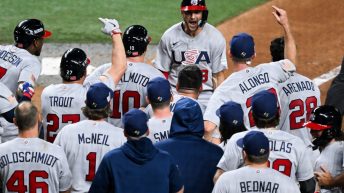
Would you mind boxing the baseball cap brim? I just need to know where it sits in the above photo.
[236,138,244,148]
[215,108,221,118]
[303,121,331,130]
[42,30,52,39]
[181,5,207,11]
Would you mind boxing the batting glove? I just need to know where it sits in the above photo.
[19,82,35,99]
[98,18,121,36]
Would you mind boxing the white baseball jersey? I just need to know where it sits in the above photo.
[213,166,301,193]
[147,116,172,143]
[0,138,72,193]
[87,62,164,127]
[54,120,126,193]
[314,141,344,193]
[204,59,295,130]
[0,82,18,143]
[278,73,320,146]
[0,45,41,93]
[154,22,228,105]
[218,129,314,182]
[144,94,206,118]
[41,72,115,143]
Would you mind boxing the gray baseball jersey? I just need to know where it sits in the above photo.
[314,141,344,193]
[278,73,320,146]
[218,129,314,182]
[87,62,164,127]
[204,59,295,129]
[213,166,301,193]
[0,45,41,93]
[41,72,115,143]
[154,22,228,105]
[0,117,18,143]
[147,116,172,143]
[54,120,126,193]
[0,138,72,193]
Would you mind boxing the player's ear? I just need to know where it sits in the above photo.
[170,95,173,102]
[146,129,150,136]
[123,130,128,138]
[13,117,17,126]
[228,50,233,59]
[176,83,180,91]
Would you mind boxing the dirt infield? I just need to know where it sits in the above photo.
[33,0,344,109]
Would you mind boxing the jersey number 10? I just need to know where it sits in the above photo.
[111,90,141,119]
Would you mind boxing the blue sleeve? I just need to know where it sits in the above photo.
[169,160,183,193]
[1,108,15,123]
[89,157,114,193]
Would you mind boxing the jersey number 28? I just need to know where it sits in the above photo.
[289,96,317,130]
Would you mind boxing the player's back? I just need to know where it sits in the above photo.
[54,119,126,193]
[0,138,71,193]
[205,59,293,129]
[109,61,164,127]
[147,116,172,143]
[41,83,87,143]
[0,45,40,93]
[213,166,300,193]
[278,73,320,146]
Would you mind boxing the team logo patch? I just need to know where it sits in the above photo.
[259,149,266,154]
[263,112,269,118]
[157,96,163,102]
[183,49,200,65]
[240,52,247,57]
[191,0,198,5]
[232,120,238,125]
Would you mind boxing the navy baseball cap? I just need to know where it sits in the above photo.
[123,109,148,137]
[171,98,204,137]
[230,33,255,59]
[216,101,244,128]
[147,77,172,103]
[237,131,269,156]
[251,90,278,120]
[86,82,114,109]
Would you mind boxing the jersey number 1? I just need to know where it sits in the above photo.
[6,170,48,193]
[85,152,96,181]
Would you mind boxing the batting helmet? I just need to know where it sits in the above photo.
[60,48,90,81]
[122,25,151,57]
[304,105,342,147]
[14,19,51,48]
[180,0,208,27]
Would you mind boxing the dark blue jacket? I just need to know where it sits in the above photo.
[89,137,183,193]
[155,109,224,193]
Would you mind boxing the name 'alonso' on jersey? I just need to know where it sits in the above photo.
[204,59,295,129]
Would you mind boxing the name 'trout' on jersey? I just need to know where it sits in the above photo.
[0,45,41,93]
[204,59,295,130]
[0,138,72,193]
[218,129,314,182]
[54,120,126,193]
[86,62,164,127]
[278,73,320,146]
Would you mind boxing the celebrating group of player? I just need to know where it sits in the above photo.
[0,0,343,192]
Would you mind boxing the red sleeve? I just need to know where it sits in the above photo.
[161,71,169,79]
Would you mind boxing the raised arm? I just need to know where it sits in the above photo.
[99,18,127,85]
[272,6,297,64]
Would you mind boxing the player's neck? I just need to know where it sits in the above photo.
[127,55,145,63]
[153,107,172,119]
[62,78,84,85]
[182,23,202,37]
[178,91,198,100]
[18,128,39,138]
[233,63,249,72]
[245,161,269,169]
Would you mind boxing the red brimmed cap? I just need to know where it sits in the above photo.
[42,30,52,39]
[304,121,331,130]
[181,5,207,11]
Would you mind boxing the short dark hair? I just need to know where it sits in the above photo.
[270,37,285,62]
[252,112,280,129]
[82,105,111,120]
[150,100,171,110]
[245,151,270,164]
[14,102,38,131]
[219,120,247,145]
[177,65,202,92]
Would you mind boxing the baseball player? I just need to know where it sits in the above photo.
[89,109,184,193]
[213,131,301,193]
[325,57,344,114]
[0,19,51,96]
[41,18,127,143]
[85,25,164,127]
[153,0,228,107]
[0,102,72,193]
[272,37,321,146]
[204,6,296,142]
[54,82,126,193]
[304,105,344,192]
[146,77,173,143]
[214,90,316,193]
